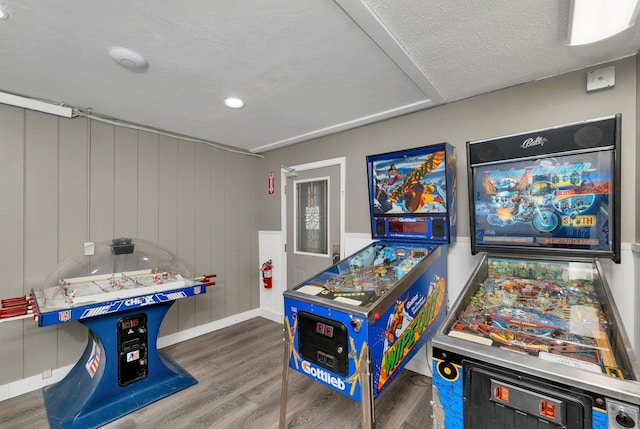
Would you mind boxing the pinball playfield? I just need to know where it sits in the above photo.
[448,257,625,378]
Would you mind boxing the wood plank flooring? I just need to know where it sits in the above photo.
[0,317,433,428]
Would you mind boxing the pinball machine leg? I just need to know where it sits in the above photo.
[360,345,376,429]
[279,324,291,429]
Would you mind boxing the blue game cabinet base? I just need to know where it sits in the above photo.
[42,303,197,429]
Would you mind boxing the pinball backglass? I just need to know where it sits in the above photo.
[368,143,456,243]
[468,115,620,262]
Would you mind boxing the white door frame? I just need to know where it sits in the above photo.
[280,157,346,288]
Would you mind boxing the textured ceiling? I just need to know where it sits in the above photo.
[0,1,638,154]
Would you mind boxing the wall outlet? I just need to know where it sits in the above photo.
[83,241,95,256]
[42,368,52,379]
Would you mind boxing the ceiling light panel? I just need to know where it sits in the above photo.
[569,0,640,45]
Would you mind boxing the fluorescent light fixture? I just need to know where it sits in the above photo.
[569,0,640,45]
[224,96,244,109]
[0,91,75,117]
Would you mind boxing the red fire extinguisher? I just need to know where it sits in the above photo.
[261,259,273,288]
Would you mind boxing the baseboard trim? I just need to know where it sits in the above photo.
[258,308,283,324]
[157,308,263,348]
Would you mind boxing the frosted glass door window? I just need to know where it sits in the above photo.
[295,179,328,255]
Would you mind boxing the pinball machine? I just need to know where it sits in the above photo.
[280,143,456,429]
[431,115,640,429]
[0,238,215,429]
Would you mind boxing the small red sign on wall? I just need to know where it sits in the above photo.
[268,172,275,195]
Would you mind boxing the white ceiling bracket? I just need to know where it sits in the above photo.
[0,91,75,118]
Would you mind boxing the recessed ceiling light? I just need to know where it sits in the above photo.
[0,6,9,20]
[224,97,244,109]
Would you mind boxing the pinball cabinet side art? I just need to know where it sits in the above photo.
[431,114,640,429]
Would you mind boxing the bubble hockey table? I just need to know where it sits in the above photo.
[6,268,215,429]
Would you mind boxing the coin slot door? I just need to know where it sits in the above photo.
[117,313,148,386]
[298,311,349,376]
[464,362,591,429]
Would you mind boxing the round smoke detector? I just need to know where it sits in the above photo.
[109,47,148,70]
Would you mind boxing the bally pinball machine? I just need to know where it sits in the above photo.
[280,143,456,429]
[431,114,640,429]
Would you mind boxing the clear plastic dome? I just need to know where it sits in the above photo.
[38,238,197,310]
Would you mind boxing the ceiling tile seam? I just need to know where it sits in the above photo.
[333,0,447,103]
[251,99,435,153]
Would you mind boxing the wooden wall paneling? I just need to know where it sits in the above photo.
[114,127,138,238]
[210,149,227,320]
[224,152,240,315]
[89,120,115,243]
[0,105,25,384]
[57,118,89,264]
[158,135,179,336]
[237,154,253,312]
[177,140,196,331]
[194,144,213,324]
[57,117,89,366]
[23,111,59,376]
[248,156,259,310]
[137,131,160,244]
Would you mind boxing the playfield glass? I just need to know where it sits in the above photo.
[444,256,633,380]
[292,241,436,308]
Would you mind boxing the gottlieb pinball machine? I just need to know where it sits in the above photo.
[280,143,456,429]
[431,115,640,429]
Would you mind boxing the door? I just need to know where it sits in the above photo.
[286,164,341,288]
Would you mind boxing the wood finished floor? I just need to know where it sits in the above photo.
[0,317,433,429]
